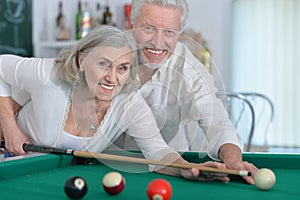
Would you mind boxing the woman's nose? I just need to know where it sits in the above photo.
[105,67,118,83]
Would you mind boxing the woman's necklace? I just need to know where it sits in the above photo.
[89,123,96,131]
[89,112,100,130]
[89,109,107,131]
[69,87,110,135]
[89,112,100,131]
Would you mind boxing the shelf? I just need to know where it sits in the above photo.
[39,40,78,49]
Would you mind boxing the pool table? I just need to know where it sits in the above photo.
[0,152,299,199]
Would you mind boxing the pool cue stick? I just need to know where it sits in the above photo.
[0,141,250,177]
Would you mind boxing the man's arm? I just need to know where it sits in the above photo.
[218,143,257,184]
[155,152,230,182]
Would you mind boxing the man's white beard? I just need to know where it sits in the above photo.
[138,49,168,69]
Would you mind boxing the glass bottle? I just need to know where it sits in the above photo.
[102,0,113,26]
[200,40,212,72]
[56,0,69,40]
[93,2,102,28]
[80,1,93,38]
[75,0,82,40]
[56,1,64,29]
[124,4,132,30]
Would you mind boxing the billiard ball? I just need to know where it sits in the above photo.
[102,171,125,195]
[254,168,276,191]
[64,176,88,199]
[147,178,172,200]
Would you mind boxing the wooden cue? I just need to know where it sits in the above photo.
[0,142,250,176]
[74,150,250,176]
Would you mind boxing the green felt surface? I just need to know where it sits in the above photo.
[0,152,299,199]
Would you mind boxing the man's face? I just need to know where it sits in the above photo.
[132,4,181,67]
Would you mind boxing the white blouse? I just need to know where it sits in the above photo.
[0,54,174,161]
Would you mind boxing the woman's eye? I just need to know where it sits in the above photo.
[99,61,110,68]
[119,65,129,72]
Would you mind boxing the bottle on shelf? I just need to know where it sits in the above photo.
[56,1,64,28]
[80,1,93,38]
[124,4,132,30]
[93,2,102,28]
[102,0,113,26]
[56,0,70,40]
[75,0,82,40]
[200,40,212,73]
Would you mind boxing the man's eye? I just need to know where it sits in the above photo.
[144,26,155,33]
[164,29,177,38]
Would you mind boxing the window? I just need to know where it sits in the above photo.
[231,0,300,147]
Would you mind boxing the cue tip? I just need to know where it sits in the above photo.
[239,170,251,176]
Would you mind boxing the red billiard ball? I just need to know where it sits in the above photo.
[102,171,125,195]
[147,178,172,200]
[64,176,88,199]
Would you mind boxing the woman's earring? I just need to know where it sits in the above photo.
[79,65,84,72]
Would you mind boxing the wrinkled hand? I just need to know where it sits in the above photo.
[2,125,31,156]
[218,144,258,184]
[225,160,258,185]
[180,161,230,182]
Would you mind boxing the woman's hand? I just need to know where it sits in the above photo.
[2,124,31,155]
[0,96,31,155]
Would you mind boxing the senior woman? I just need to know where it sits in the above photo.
[0,25,229,182]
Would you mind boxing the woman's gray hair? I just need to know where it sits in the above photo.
[130,0,189,31]
[54,25,140,93]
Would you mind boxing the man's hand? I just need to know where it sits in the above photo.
[219,143,258,184]
[179,161,230,182]
[155,152,230,182]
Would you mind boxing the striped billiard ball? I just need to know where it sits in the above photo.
[102,171,125,195]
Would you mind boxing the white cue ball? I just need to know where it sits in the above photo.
[254,168,276,190]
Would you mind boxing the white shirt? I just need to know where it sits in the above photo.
[0,54,174,162]
[123,42,243,160]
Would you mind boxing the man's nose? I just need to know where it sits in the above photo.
[151,29,165,49]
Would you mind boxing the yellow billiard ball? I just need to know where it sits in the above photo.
[254,168,276,191]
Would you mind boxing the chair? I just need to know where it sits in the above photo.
[240,92,274,150]
[217,91,255,152]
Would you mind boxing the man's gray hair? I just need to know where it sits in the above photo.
[130,0,189,31]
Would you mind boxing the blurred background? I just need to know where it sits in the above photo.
[0,0,299,152]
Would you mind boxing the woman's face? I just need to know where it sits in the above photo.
[79,46,132,102]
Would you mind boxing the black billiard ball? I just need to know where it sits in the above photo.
[64,176,88,199]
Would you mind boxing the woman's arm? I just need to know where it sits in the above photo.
[0,55,33,155]
[0,96,31,155]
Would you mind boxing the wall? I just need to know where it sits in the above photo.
[33,0,233,89]
[186,0,233,89]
